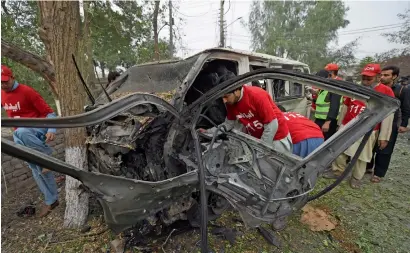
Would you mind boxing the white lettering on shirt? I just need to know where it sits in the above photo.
[236,110,255,119]
[3,102,21,112]
[283,112,304,121]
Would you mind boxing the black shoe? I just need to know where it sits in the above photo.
[50,200,59,210]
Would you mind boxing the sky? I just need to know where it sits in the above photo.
[167,0,409,61]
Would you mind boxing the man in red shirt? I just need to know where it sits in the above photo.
[278,105,324,158]
[201,83,293,153]
[326,64,395,188]
[1,65,59,217]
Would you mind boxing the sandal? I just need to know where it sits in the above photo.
[370,176,381,183]
[350,177,361,189]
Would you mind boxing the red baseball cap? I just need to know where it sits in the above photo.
[325,63,339,71]
[1,65,13,82]
[361,63,381,77]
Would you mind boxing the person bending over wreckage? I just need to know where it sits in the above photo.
[1,65,59,217]
[199,72,293,154]
[324,64,395,189]
[277,105,324,158]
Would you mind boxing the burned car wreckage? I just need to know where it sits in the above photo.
[1,48,399,249]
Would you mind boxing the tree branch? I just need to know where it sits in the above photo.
[1,38,58,99]
[1,0,9,15]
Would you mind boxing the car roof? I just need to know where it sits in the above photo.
[187,47,309,68]
[133,47,309,68]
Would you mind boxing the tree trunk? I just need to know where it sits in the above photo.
[79,1,98,94]
[38,1,89,229]
[100,62,106,79]
[153,1,160,61]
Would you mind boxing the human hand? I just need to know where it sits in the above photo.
[378,140,388,150]
[398,126,409,133]
[45,132,55,142]
[322,121,331,133]
[42,168,51,174]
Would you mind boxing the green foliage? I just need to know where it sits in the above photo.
[247,0,357,72]
[88,1,149,70]
[1,1,43,55]
[89,0,175,71]
[358,56,376,68]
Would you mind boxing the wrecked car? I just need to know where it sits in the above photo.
[1,48,399,246]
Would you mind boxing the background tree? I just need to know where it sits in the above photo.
[383,9,410,55]
[38,1,89,228]
[372,9,410,62]
[358,56,376,69]
[247,0,357,72]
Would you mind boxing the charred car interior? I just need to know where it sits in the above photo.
[1,50,400,251]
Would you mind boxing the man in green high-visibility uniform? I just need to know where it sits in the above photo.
[314,64,343,140]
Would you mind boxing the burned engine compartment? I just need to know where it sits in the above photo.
[83,104,309,233]
[82,63,239,232]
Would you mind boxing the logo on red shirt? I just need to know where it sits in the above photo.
[283,112,323,144]
[3,101,21,112]
[236,110,255,119]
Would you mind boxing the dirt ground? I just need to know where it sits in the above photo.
[1,135,409,253]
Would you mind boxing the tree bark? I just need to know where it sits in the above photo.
[38,1,89,229]
[153,1,160,61]
[79,1,98,94]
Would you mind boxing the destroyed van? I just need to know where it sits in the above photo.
[100,48,312,116]
[1,48,399,247]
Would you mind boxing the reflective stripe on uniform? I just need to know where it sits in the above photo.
[315,90,330,120]
[314,90,343,120]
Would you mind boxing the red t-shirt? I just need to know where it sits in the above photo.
[226,86,289,140]
[1,84,54,119]
[342,83,394,130]
[283,112,324,144]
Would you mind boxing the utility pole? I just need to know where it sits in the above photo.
[219,0,225,47]
[168,0,174,58]
[153,1,160,61]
